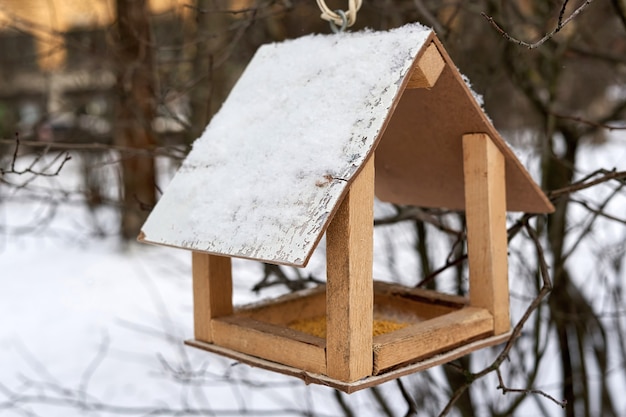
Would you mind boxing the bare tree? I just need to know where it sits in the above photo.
[1,1,626,416]
[112,0,158,240]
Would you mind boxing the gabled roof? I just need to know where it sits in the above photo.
[139,23,553,267]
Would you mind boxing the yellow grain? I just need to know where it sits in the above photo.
[289,316,408,338]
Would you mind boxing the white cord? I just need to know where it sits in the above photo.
[316,0,363,28]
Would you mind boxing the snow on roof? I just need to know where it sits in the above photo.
[140,23,433,266]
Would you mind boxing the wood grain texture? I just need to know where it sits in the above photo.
[186,331,511,394]
[406,42,445,89]
[326,156,375,382]
[139,25,433,267]
[375,35,554,214]
[462,133,510,334]
[372,307,493,374]
[140,25,554,269]
[212,316,326,374]
[373,281,467,320]
[192,252,233,342]
[141,28,553,268]
[236,286,326,325]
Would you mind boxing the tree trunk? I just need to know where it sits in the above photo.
[113,0,157,240]
[188,0,231,142]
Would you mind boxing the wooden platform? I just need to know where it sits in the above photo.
[186,331,511,393]
[182,281,511,392]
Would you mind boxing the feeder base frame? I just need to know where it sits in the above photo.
[185,331,511,393]
[186,281,511,390]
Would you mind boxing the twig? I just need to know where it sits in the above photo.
[184,3,269,15]
[561,182,626,261]
[0,389,331,417]
[333,390,355,417]
[412,0,446,36]
[437,220,557,415]
[0,136,71,183]
[78,334,110,408]
[368,386,395,417]
[549,169,626,199]
[437,383,471,417]
[557,0,571,28]
[550,111,626,131]
[397,379,418,417]
[0,138,187,160]
[569,198,626,225]
[416,254,467,288]
[416,232,466,288]
[375,205,461,236]
[481,0,596,49]
[496,368,567,408]
[252,264,322,293]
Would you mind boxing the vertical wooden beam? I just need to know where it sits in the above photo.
[326,156,375,382]
[192,252,233,342]
[462,134,510,335]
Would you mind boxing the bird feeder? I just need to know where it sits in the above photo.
[139,23,554,393]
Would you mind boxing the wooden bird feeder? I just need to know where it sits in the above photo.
[139,23,554,393]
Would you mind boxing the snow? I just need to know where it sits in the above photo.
[1,131,625,416]
[141,23,432,267]
[1,20,625,417]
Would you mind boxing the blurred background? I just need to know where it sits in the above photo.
[1,1,625,416]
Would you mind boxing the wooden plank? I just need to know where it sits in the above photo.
[236,286,326,326]
[211,316,326,375]
[462,133,510,334]
[374,281,467,305]
[140,26,435,268]
[373,281,467,317]
[406,42,445,89]
[372,307,492,372]
[192,252,233,342]
[373,307,493,374]
[375,34,554,214]
[325,156,375,382]
[186,330,511,394]
[375,294,455,322]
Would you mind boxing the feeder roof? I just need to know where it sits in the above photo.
[139,23,554,267]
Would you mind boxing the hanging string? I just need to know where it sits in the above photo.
[316,0,362,32]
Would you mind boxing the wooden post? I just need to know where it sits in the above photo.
[192,252,233,342]
[326,156,375,382]
[462,133,510,334]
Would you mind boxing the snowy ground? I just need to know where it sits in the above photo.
[0,152,419,417]
[1,130,625,416]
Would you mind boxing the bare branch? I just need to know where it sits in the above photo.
[561,182,626,261]
[495,368,567,408]
[184,3,275,15]
[375,205,462,236]
[397,379,418,417]
[437,220,558,415]
[569,197,626,225]
[0,138,186,160]
[77,334,110,407]
[0,136,72,180]
[251,264,323,293]
[416,254,466,288]
[481,0,596,49]
[551,111,626,131]
[549,169,626,199]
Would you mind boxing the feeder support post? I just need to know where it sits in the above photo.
[462,133,510,335]
[192,252,233,342]
[326,156,375,382]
